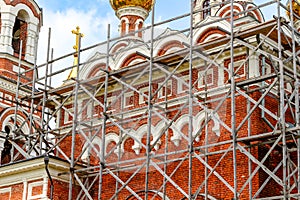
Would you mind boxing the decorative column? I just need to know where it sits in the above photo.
[25,21,39,63]
[0,11,15,55]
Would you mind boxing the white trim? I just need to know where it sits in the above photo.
[135,18,144,37]
[198,68,214,88]
[123,91,134,108]
[0,157,79,187]
[153,28,187,56]
[27,176,48,200]
[0,187,11,200]
[1,107,31,137]
[120,17,129,34]
[138,87,149,104]
[116,6,149,20]
[177,75,189,94]
[228,60,246,79]
[22,179,27,200]
[158,79,172,98]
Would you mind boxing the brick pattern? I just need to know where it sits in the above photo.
[55,54,293,199]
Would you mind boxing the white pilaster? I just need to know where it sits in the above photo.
[22,179,27,200]
[248,50,260,78]
[0,9,15,55]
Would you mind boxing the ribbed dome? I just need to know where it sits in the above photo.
[110,0,155,12]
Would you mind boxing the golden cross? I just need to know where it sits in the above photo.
[68,26,84,80]
[72,26,84,56]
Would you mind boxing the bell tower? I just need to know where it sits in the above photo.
[0,0,42,165]
[0,0,42,80]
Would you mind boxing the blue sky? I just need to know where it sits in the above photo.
[34,0,275,59]
[34,0,191,66]
[33,0,275,84]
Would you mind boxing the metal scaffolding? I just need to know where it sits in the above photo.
[7,0,300,199]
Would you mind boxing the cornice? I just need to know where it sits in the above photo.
[0,53,34,68]
[117,6,149,20]
[0,156,83,187]
[0,77,29,97]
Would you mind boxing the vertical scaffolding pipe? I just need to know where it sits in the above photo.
[49,49,53,88]
[12,40,23,162]
[246,48,252,199]
[288,0,300,194]
[69,32,82,200]
[115,84,125,200]
[163,77,169,200]
[188,0,194,199]
[14,40,23,131]
[98,24,110,199]
[145,4,155,199]
[40,28,51,155]
[28,32,40,155]
[45,48,54,143]
[247,97,252,199]
[204,61,209,200]
[229,0,238,198]
[277,0,287,198]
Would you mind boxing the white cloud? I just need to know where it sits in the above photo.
[37,7,118,86]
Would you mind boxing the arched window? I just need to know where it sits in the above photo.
[12,10,28,54]
[202,0,211,19]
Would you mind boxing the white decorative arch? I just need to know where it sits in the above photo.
[132,124,155,155]
[153,28,187,56]
[106,132,124,156]
[203,32,224,43]
[195,110,221,138]
[245,3,265,22]
[130,120,173,155]
[192,16,230,44]
[110,40,129,55]
[215,3,243,19]
[11,3,40,62]
[150,120,166,151]
[171,114,189,146]
[120,16,129,34]
[0,107,31,137]
[0,107,36,156]
[81,136,102,162]
[135,18,144,37]
[171,110,221,146]
[81,133,124,162]
[113,41,148,69]
[12,4,36,22]
[80,52,114,79]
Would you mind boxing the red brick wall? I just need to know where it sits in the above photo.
[50,179,80,200]
[56,55,296,199]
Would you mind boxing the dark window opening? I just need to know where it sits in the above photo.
[4,125,10,134]
[202,0,211,19]
[1,126,12,164]
[12,18,27,54]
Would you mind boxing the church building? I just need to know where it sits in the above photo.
[0,0,299,199]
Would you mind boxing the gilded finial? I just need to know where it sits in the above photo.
[71,26,84,57]
[287,0,300,20]
[67,26,84,80]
